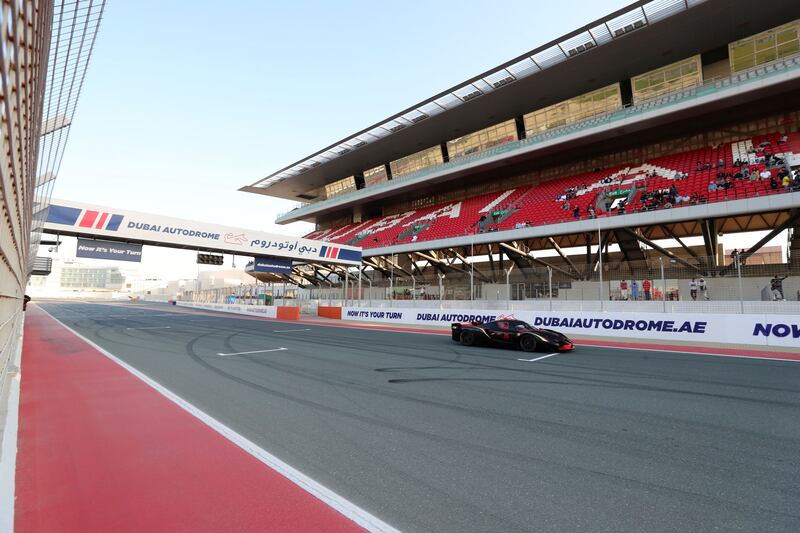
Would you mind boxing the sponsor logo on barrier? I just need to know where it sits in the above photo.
[417,313,497,323]
[346,310,403,320]
[753,323,800,338]
[532,316,707,334]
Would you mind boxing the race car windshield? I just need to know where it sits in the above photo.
[512,321,533,330]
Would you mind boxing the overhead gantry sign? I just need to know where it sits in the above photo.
[43,198,362,266]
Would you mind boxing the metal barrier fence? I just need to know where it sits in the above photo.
[183,254,799,315]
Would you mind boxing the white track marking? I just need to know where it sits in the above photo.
[217,347,288,357]
[125,326,172,330]
[38,308,399,533]
[273,328,311,333]
[517,352,560,362]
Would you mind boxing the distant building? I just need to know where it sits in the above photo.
[60,265,125,290]
[724,246,784,265]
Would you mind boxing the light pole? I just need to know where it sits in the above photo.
[547,265,553,311]
[505,268,511,310]
[470,236,475,302]
[358,267,362,307]
[342,267,350,307]
[597,225,604,310]
[659,256,666,313]
[735,254,744,313]
[365,275,372,306]
[390,254,394,307]
[438,273,445,310]
[411,274,416,302]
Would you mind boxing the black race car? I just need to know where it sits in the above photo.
[452,318,574,352]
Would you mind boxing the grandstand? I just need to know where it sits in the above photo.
[241,0,800,302]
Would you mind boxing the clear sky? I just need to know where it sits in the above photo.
[47,0,781,282]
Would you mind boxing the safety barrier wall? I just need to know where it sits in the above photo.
[317,306,343,320]
[276,307,300,320]
[341,306,800,349]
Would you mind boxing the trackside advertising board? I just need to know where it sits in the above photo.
[253,257,293,274]
[44,198,362,265]
[76,238,143,262]
[176,301,278,318]
[341,307,800,349]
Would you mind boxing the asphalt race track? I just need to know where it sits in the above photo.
[37,301,800,532]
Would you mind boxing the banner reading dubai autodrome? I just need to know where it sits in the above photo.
[44,198,362,265]
[341,306,800,349]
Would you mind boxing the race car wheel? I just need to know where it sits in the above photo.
[460,330,477,346]
[519,335,537,352]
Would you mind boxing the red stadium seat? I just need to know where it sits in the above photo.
[305,132,797,249]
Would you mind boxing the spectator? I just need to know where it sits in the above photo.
[708,181,717,192]
[743,166,751,179]
[619,279,628,300]
[689,278,698,301]
[782,174,791,188]
[642,279,652,300]
[778,133,788,144]
[411,234,418,242]
[631,279,639,301]
[698,278,709,300]
[588,205,596,219]
[770,275,787,300]
[23,294,30,311]
[770,176,779,190]
[717,158,725,168]
[573,206,580,219]
[760,169,771,180]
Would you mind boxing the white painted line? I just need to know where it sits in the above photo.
[217,347,288,357]
[273,328,311,333]
[125,326,172,330]
[38,308,399,533]
[0,313,24,533]
[518,352,560,362]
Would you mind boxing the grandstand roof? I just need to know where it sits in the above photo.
[242,0,798,202]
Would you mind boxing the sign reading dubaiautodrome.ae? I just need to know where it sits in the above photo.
[44,199,362,265]
[76,238,143,262]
